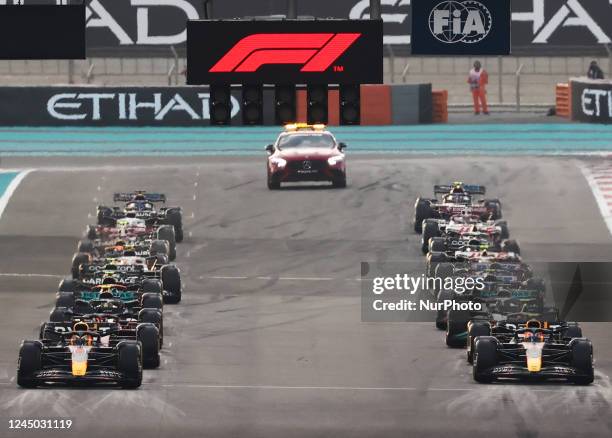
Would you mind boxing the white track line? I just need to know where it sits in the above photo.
[0,273,63,279]
[156,384,576,393]
[581,165,612,235]
[204,275,346,281]
[0,169,34,220]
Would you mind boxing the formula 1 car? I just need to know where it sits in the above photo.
[97,191,183,243]
[421,215,511,254]
[75,238,171,263]
[40,317,160,369]
[17,321,142,388]
[266,123,347,189]
[441,283,547,346]
[426,248,522,278]
[471,320,594,384]
[70,249,169,280]
[414,182,502,233]
[466,309,568,364]
[433,259,545,335]
[56,277,166,311]
[424,230,519,256]
[69,261,181,304]
[85,220,177,261]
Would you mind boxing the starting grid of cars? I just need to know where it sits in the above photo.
[414,182,595,384]
[16,192,184,388]
[12,131,595,388]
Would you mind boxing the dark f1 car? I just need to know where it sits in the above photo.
[54,283,165,318]
[471,320,594,385]
[17,322,143,388]
[414,182,502,233]
[97,191,183,243]
[86,221,177,261]
[67,261,181,304]
[421,215,513,255]
[40,317,160,369]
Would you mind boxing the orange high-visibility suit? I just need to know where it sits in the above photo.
[468,68,489,114]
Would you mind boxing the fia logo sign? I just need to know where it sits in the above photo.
[428,1,492,44]
[412,0,509,55]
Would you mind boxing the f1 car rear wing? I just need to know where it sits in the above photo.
[434,184,486,195]
[113,192,167,203]
[79,264,145,277]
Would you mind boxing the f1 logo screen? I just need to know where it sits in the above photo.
[187,20,383,85]
[412,0,510,55]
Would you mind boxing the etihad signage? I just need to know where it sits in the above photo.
[0,87,241,126]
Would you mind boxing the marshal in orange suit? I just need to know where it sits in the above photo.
[467,60,489,115]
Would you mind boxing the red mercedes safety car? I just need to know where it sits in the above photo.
[265,124,347,190]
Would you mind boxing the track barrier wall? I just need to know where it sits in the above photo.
[569,78,612,124]
[0,85,435,127]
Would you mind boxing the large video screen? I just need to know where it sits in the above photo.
[187,19,383,85]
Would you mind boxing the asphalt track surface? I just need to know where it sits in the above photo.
[0,155,612,438]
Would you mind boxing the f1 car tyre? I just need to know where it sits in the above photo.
[564,325,583,339]
[149,240,169,257]
[141,293,163,310]
[141,279,163,295]
[161,265,181,304]
[495,220,510,239]
[570,339,594,385]
[332,176,347,189]
[118,341,142,389]
[501,239,520,255]
[427,253,448,278]
[473,336,497,383]
[58,277,77,293]
[97,207,115,227]
[467,322,491,364]
[429,237,446,254]
[434,263,454,283]
[446,309,471,348]
[49,306,68,322]
[71,252,90,279]
[155,254,169,265]
[435,289,453,330]
[137,324,160,369]
[77,240,95,254]
[86,225,97,241]
[157,226,176,261]
[166,209,184,243]
[484,199,503,220]
[17,341,42,388]
[414,198,434,234]
[55,292,75,309]
[421,220,440,254]
[138,308,164,346]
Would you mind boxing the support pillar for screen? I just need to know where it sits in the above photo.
[369,0,382,20]
[204,0,213,19]
[287,0,297,19]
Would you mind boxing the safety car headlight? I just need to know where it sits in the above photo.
[328,156,344,166]
[270,157,287,168]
